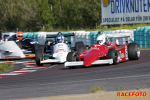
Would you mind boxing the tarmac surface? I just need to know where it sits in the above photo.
[0,50,150,100]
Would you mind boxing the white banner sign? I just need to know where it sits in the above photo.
[101,0,150,25]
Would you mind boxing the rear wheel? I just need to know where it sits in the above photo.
[75,41,84,51]
[128,43,140,60]
[77,44,85,55]
[108,49,120,64]
[35,49,43,66]
[67,52,78,69]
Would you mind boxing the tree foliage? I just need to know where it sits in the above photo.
[0,0,101,32]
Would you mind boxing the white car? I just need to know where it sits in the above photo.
[0,32,34,59]
[35,32,82,66]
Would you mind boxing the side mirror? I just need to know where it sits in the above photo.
[64,40,68,44]
[45,40,53,46]
[98,31,101,35]
[68,42,71,44]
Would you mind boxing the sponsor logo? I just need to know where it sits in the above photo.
[119,51,124,58]
[103,0,110,7]
[121,53,124,58]
[125,45,128,60]
[30,41,38,44]
[111,0,150,14]
[117,92,147,97]
[91,45,100,50]
[56,49,66,53]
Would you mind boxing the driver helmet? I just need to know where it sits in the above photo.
[16,31,23,40]
[56,34,64,43]
[96,34,106,45]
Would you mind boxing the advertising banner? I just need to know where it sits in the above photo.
[101,0,150,25]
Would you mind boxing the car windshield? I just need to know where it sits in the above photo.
[7,34,16,40]
[97,40,103,44]
[22,38,34,42]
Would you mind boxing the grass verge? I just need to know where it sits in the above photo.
[0,63,14,73]
[45,23,150,32]
[90,85,105,93]
[140,48,150,50]
[97,23,150,31]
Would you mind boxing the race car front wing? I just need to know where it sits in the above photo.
[64,59,113,67]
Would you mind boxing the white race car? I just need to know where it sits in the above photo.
[35,32,83,65]
[0,32,34,59]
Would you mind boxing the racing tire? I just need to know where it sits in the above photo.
[16,40,22,49]
[128,43,140,60]
[77,44,85,55]
[108,49,120,64]
[67,52,78,69]
[35,49,43,66]
[38,45,45,49]
[32,44,39,54]
[75,41,84,51]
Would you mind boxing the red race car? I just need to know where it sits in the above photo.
[65,31,140,69]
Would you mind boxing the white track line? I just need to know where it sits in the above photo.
[25,63,36,65]
[0,73,23,75]
[13,70,37,73]
[25,65,38,67]
[23,67,45,70]
[0,61,57,78]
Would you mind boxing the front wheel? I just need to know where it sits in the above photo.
[35,49,43,66]
[67,52,78,69]
[32,44,39,54]
[108,49,120,64]
[128,43,140,60]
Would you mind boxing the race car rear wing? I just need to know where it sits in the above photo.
[98,31,134,45]
[106,33,134,41]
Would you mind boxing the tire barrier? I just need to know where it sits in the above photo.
[134,26,150,48]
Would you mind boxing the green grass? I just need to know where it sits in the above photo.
[90,85,105,93]
[41,23,150,32]
[140,48,150,50]
[0,63,14,73]
[94,23,150,31]
[115,86,129,91]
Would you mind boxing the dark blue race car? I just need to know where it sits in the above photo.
[8,34,39,53]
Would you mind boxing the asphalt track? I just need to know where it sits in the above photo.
[0,50,150,100]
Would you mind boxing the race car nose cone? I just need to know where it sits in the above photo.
[83,50,104,67]
[84,55,98,67]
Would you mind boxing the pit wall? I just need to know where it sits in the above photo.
[4,26,150,48]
